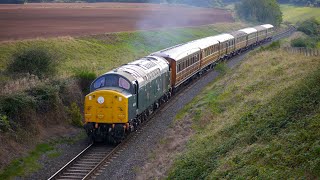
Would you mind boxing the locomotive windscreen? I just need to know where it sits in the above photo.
[92,74,132,92]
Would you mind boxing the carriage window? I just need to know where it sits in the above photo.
[119,77,130,90]
[94,77,105,89]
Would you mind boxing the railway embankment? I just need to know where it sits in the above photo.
[0,23,245,179]
[138,44,320,178]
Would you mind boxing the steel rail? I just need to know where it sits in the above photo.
[48,143,93,180]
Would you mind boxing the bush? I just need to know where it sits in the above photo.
[291,37,317,48]
[67,102,83,127]
[26,85,59,113]
[261,41,281,51]
[0,114,11,132]
[215,63,229,75]
[8,46,58,78]
[74,69,96,94]
[291,38,308,47]
[0,94,36,121]
[297,18,320,36]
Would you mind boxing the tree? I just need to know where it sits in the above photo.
[235,0,283,26]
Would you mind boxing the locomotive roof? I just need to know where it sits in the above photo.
[104,55,169,86]
[261,24,274,29]
[238,27,257,34]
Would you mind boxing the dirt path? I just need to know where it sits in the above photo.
[0,3,234,42]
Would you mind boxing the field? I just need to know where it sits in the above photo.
[0,23,245,79]
[0,3,234,42]
[281,4,320,23]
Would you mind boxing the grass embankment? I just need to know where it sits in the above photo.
[170,47,320,178]
[0,23,244,77]
[0,23,245,179]
[281,4,320,23]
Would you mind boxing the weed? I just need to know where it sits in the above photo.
[67,102,83,127]
[74,68,96,94]
[0,143,54,179]
[215,63,229,75]
[0,114,11,132]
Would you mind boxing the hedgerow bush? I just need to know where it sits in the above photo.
[26,85,59,113]
[67,102,83,127]
[291,37,317,48]
[74,69,96,94]
[0,94,36,121]
[297,18,320,36]
[0,114,11,132]
[7,46,58,78]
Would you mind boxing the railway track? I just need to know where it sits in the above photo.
[48,25,295,180]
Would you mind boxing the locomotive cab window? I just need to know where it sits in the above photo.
[92,74,133,93]
[94,77,105,89]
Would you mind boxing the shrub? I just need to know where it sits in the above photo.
[260,41,281,51]
[297,18,320,36]
[215,63,229,75]
[291,38,308,47]
[26,85,59,113]
[0,93,36,121]
[67,102,83,127]
[0,114,11,132]
[291,37,317,48]
[8,46,58,78]
[74,69,96,94]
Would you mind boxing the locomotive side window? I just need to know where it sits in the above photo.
[94,77,105,89]
[119,77,130,90]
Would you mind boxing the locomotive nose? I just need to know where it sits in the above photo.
[84,90,129,124]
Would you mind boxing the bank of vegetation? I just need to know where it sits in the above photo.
[169,41,320,178]
[0,23,245,178]
[279,3,320,48]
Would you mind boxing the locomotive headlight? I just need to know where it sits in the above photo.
[97,96,104,104]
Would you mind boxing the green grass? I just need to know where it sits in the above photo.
[169,47,320,178]
[0,131,86,179]
[0,23,245,78]
[0,143,54,179]
[281,4,320,23]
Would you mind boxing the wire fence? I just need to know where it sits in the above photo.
[282,47,320,56]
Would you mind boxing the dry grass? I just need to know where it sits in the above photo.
[135,115,194,180]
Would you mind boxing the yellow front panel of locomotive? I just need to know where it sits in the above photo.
[84,90,128,124]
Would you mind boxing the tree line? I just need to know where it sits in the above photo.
[278,0,320,6]
[235,0,283,26]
